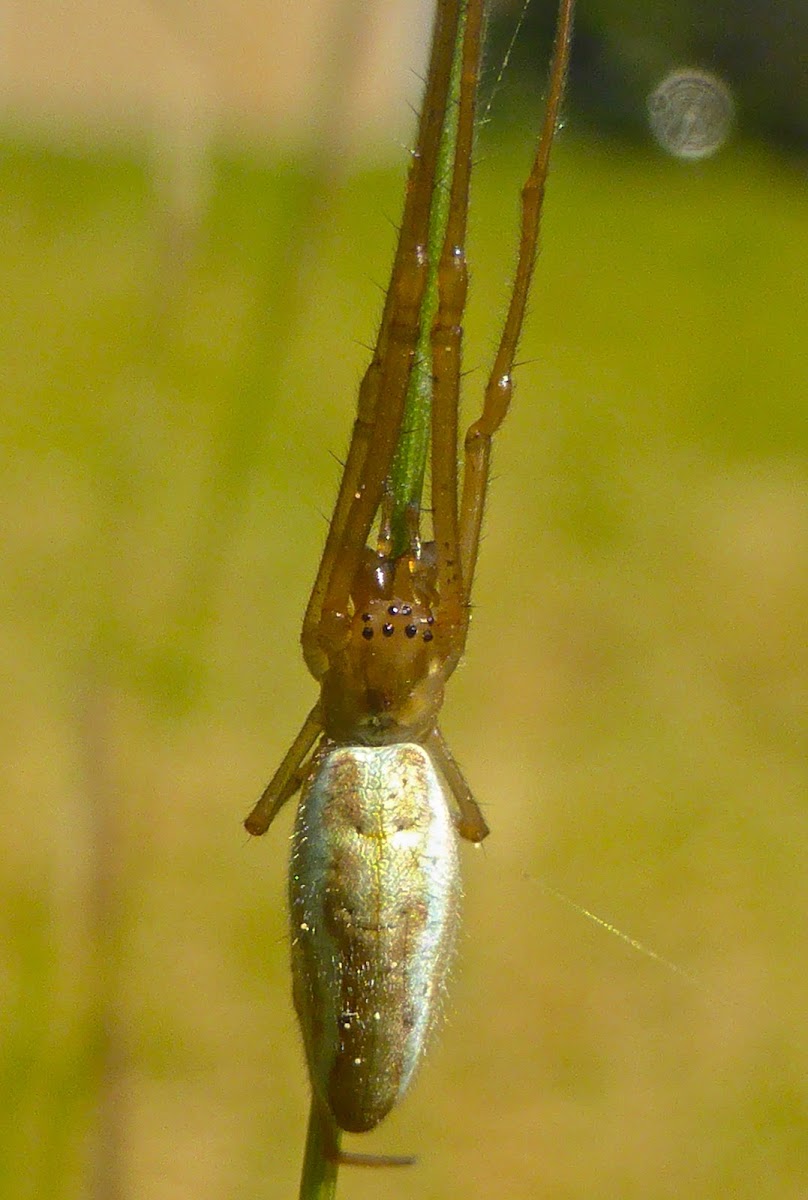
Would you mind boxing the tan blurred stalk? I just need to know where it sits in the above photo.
[0,0,436,148]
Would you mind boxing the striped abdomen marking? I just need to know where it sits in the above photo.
[289,743,460,1133]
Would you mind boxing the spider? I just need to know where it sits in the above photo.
[245,0,574,1146]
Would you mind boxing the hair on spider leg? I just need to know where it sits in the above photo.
[403,97,421,123]
[380,210,401,236]
[407,65,428,90]
[367,274,389,300]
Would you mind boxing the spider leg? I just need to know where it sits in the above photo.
[459,0,575,618]
[335,1151,416,1169]
[301,0,466,680]
[427,726,489,843]
[244,704,322,836]
[304,1094,415,1170]
[429,0,484,671]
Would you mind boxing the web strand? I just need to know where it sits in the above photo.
[538,880,721,1004]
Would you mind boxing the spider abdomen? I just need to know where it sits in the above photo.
[289,742,460,1133]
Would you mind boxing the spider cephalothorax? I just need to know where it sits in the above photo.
[319,545,447,744]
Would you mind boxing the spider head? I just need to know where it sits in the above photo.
[319,549,448,743]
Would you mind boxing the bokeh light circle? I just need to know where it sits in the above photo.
[647,69,735,160]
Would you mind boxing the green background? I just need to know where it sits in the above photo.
[2,28,807,1200]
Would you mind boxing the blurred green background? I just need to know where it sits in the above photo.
[2,2,807,1198]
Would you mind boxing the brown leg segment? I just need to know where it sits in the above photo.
[301,0,465,677]
[429,0,484,669]
[244,704,322,836]
[427,725,489,843]
[459,0,575,618]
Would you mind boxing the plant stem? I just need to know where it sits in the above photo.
[298,1097,341,1200]
[388,0,468,558]
[296,4,469,1193]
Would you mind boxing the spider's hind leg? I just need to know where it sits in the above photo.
[244,704,322,836]
[427,726,489,843]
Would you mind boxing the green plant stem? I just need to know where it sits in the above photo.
[297,6,469,1195]
[388,0,468,558]
[298,1097,341,1200]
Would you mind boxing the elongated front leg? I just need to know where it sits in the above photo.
[244,705,321,836]
[427,726,489,843]
[429,0,484,671]
[300,0,465,680]
[459,0,575,618]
